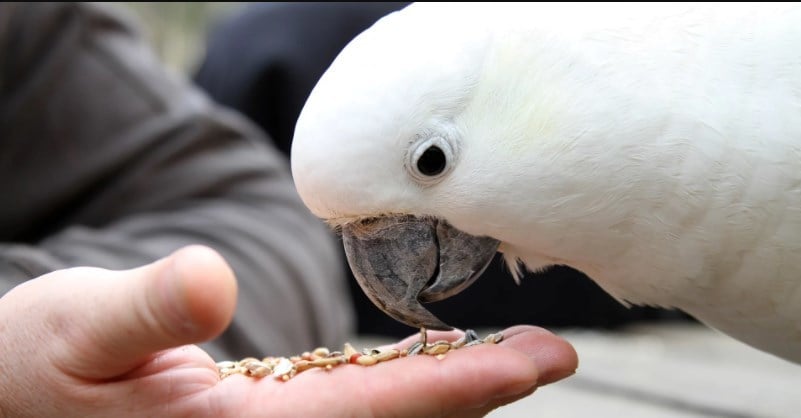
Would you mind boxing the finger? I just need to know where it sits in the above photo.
[223,342,536,418]
[213,327,576,418]
[356,339,538,417]
[384,325,578,386]
[55,245,238,380]
[498,325,578,385]
[444,387,537,418]
[307,328,569,417]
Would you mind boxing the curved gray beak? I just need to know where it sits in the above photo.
[342,215,500,330]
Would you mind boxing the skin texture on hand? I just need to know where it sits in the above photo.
[0,245,578,418]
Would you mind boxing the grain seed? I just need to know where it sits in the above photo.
[356,355,378,366]
[343,342,358,358]
[241,358,272,376]
[271,358,294,379]
[373,349,400,362]
[217,329,504,381]
[424,342,451,355]
[312,347,330,358]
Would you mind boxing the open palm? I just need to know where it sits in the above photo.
[0,246,577,418]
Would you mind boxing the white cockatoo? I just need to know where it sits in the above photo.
[291,3,801,364]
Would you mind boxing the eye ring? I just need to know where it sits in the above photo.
[406,136,456,185]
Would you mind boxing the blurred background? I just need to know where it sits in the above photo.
[122,2,237,74]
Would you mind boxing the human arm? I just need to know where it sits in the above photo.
[0,2,352,359]
[0,245,578,417]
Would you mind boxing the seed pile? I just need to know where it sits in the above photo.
[216,328,503,381]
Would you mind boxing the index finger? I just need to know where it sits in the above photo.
[386,325,578,386]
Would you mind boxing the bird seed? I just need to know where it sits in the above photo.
[215,328,503,381]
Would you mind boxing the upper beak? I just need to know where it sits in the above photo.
[342,215,500,330]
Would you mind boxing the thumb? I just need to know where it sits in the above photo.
[56,245,238,379]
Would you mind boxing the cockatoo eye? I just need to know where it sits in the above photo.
[407,136,456,185]
[418,146,446,175]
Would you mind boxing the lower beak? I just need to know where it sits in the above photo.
[342,215,500,330]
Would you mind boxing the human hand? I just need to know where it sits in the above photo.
[0,245,577,417]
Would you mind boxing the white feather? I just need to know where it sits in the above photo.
[292,3,801,363]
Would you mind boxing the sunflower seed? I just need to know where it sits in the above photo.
[406,341,424,356]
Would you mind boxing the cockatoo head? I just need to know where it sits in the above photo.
[292,4,577,329]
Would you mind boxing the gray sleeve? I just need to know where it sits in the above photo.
[0,2,354,359]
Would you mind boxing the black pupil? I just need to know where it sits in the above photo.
[416,146,447,176]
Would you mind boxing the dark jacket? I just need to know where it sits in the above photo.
[0,2,354,359]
